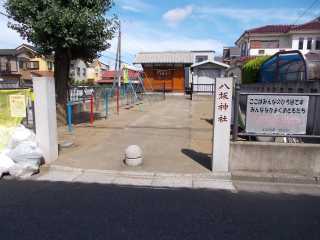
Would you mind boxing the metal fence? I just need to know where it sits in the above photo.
[232,84,320,142]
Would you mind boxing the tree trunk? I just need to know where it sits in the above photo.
[54,47,71,125]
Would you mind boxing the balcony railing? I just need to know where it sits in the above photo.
[0,63,11,73]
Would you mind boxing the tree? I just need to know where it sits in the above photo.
[5,0,118,122]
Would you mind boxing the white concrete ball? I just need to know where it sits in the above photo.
[125,145,142,159]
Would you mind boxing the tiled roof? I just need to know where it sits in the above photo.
[236,17,320,45]
[133,51,193,64]
[31,71,54,77]
[290,17,320,31]
[0,49,26,56]
[101,70,138,79]
[16,44,55,58]
[247,25,294,34]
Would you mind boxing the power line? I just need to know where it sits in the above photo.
[128,22,151,51]
[112,46,136,56]
[265,0,319,55]
[122,33,145,52]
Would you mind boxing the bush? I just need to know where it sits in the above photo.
[242,55,270,84]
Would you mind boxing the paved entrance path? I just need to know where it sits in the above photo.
[54,96,211,174]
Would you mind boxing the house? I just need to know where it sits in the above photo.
[87,59,102,84]
[0,49,32,87]
[191,60,230,87]
[226,17,320,83]
[99,60,110,76]
[16,44,55,79]
[97,70,139,88]
[222,46,240,65]
[133,50,216,93]
[70,59,89,83]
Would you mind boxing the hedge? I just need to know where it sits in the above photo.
[242,55,270,84]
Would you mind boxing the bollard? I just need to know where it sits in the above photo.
[68,101,72,133]
[90,94,93,124]
[105,92,109,120]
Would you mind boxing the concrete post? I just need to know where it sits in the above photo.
[212,77,233,172]
[33,77,58,163]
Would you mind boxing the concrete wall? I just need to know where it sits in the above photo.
[229,142,320,175]
[192,94,214,101]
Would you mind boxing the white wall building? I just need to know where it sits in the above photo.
[226,17,320,83]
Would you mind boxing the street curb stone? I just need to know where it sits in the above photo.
[42,165,319,185]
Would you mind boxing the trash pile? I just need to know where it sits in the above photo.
[0,124,43,178]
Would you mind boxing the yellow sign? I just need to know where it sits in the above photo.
[10,95,26,117]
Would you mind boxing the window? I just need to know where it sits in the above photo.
[30,61,39,69]
[19,60,23,68]
[195,56,208,63]
[77,67,80,74]
[241,42,247,57]
[95,68,98,74]
[258,50,265,55]
[260,40,279,48]
[250,40,261,48]
[83,68,86,76]
[316,37,320,50]
[307,37,312,50]
[47,61,52,70]
[298,38,304,50]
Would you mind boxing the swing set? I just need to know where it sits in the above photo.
[100,66,159,117]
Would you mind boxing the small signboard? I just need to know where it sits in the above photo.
[9,95,26,117]
[246,95,309,134]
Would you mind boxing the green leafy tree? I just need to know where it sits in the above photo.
[5,0,117,120]
[242,55,270,84]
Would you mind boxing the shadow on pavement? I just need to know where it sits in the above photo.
[181,149,211,171]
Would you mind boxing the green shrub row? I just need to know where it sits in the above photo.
[242,55,270,84]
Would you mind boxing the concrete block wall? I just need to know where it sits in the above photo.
[192,94,214,101]
[229,142,320,175]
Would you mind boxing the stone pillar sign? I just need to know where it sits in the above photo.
[33,77,58,163]
[212,77,233,172]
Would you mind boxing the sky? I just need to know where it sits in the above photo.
[0,0,320,69]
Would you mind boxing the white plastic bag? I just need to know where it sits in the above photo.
[6,124,37,150]
[6,144,43,169]
[0,153,15,173]
[9,163,38,178]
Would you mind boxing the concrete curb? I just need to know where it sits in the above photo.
[231,171,319,185]
[47,165,232,181]
[40,165,320,185]
[37,165,237,191]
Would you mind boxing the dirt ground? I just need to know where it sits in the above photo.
[57,98,214,157]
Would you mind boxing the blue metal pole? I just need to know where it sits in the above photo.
[143,73,159,102]
[128,80,143,112]
[138,74,152,106]
[105,92,109,120]
[100,70,123,110]
[68,101,72,133]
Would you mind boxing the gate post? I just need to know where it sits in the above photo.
[33,77,58,163]
[212,77,233,172]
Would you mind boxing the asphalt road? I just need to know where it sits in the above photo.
[1,177,320,239]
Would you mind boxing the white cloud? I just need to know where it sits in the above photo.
[121,5,141,12]
[163,5,193,22]
[195,7,320,25]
